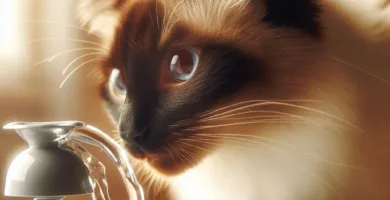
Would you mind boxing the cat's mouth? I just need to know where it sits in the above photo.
[130,146,166,163]
[122,141,169,163]
[121,139,192,175]
[123,141,159,160]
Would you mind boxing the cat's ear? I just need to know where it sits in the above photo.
[255,0,322,37]
[78,0,126,40]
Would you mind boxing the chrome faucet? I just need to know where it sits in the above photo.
[3,121,144,200]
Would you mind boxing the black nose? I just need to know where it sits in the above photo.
[132,113,152,138]
[119,117,151,144]
[132,126,149,141]
[120,122,167,152]
[119,123,149,141]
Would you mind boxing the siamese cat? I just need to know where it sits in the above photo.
[78,0,390,199]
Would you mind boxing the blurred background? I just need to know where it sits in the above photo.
[0,0,126,199]
[0,0,389,200]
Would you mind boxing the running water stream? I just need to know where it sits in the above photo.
[68,124,145,200]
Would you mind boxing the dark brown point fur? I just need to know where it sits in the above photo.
[78,0,327,199]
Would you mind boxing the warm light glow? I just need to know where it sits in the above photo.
[325,0,390,40]
[0,0,21,60]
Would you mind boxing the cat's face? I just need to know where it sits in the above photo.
[80,0,326,176]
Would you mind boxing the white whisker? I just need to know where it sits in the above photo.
[195,99,324,119]
[200,110,355,131]
[155,0,161,30]
[192,133,369,171]
[201,114,284,121]
[32,47,104,67]
[181,135,290,157]
[27,38,108,50]
[175,140,217,152]
[62,52,106,74]
[164,147,178,168]
[86,69,100,77]
[163,0,184,33]
[202,110,301,121]
[161,0,167,31]
[199,101,364,134]
[168,143,189,168]
[186,120,306,130]
[331,56,390,85]
[176,146,197,164]
[59,58,105,88]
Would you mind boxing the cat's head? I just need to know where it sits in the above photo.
[79,0,326,176]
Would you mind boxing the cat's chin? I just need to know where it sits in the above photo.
[144,153,189,176]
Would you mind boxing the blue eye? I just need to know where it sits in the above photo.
[109,69,127,95]
[169,48,199,81]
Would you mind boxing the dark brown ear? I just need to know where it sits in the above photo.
[255,0,322,37]
[78,0,126,40]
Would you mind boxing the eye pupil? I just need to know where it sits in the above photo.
[169,49,199,81]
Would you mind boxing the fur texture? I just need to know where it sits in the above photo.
[78,1,390,199]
